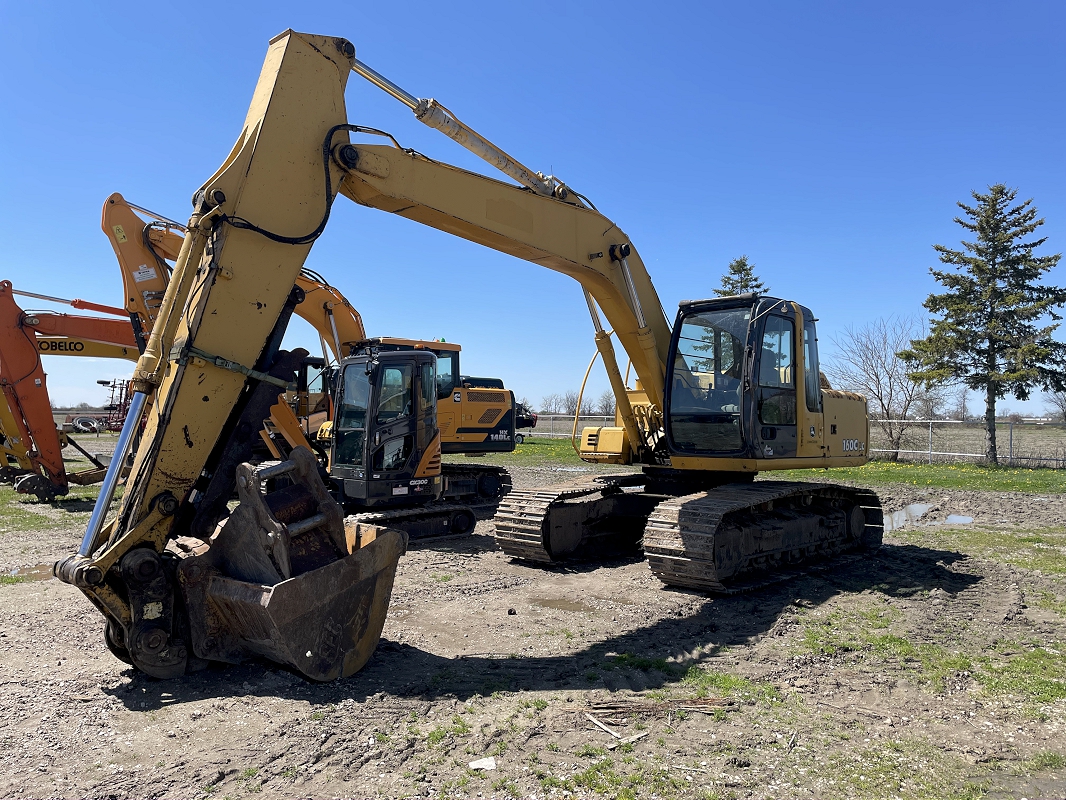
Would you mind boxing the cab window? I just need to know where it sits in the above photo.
[335,366,370,466]
[758,316,796,426]
[758,316,794,388]
[420,362,435,412]
[803,320,821,413]
[376,364,413,423]
[667,306,749,452]
[373,435,413,470]
[436,352,456,400]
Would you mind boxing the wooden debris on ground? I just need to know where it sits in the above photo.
[606,731,649,750]
[586,696,734,717]
[584,712,622,739]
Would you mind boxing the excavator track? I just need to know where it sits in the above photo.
[493,473,654,563]
[348,502,478,541]
[442,463,512,504]
[643,482,883,593]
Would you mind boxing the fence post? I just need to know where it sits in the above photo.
[928,421,933,464]
[1009,422,1013,466]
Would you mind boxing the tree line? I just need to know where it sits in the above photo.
[537,389,616,417]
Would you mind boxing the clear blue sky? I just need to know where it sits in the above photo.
[1,1,1063,414]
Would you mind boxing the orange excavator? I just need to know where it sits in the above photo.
[0,195,185,500]
[0,285,141,499]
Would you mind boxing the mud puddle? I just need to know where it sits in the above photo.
[8,563,53,581]
[532,597,595,612]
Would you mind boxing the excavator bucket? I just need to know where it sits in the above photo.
[169,448,407,681]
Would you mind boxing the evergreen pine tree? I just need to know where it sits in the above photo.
[713,255,767,297]
[900,185,1066,464]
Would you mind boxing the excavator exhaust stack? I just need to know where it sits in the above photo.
[106,448,406,681]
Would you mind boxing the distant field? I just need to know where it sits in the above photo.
[869,421,1066,466]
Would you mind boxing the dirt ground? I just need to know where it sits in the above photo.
[2,456,1066,800]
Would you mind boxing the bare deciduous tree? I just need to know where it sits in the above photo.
[1044,391,1066,422]
[594,389,615,417]
[825,316,946,461]
[562,390,580,416]
[948,386,971,421]
[540,393,562,415]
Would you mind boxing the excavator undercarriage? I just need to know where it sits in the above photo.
[496,474,883,592]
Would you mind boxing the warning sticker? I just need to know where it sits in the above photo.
[112,224,127,243]
[132,264,157,283]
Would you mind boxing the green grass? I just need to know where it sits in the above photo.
[1035,591,1066,616]
[796,737,990,800]
[0,489,62,531]
[681,666,781,704]
[0,474,106,533]
[0,574,28,586]
[897,525,1066,574]
[798,601,1066,704]
[798,602,979,690]
[778,460,1066,493]
[1018,750,1066,772]
[425,716,472,747]
[443,436,589,468]
[974,644,1066,704]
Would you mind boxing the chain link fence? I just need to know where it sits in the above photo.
[869,420,1066,467]
[526,415,615,439]
[529,415,1066,468]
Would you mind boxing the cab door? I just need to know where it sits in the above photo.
[433,349,458,443]
[754,314,799,458]
[365,358,418,504]
[331,358,372,500]
[364,352,441,505]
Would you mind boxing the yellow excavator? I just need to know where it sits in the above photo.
[56,31,880,682]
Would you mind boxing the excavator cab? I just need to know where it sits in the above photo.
[663,294,867,467]
[330,345,442,508]
[666,295,816,460]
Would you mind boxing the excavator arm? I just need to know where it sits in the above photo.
[57,32,405,681]
[338,146,671,418]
